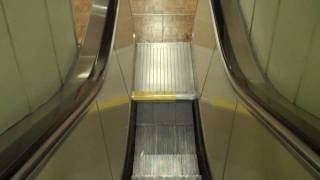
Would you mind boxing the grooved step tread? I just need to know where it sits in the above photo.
[133,43,196,101]
[132,175,202,180]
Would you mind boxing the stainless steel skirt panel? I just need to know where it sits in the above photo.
[132,102,201,179]
[133,43,196,100]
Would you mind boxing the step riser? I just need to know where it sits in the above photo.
[132,175,202,180]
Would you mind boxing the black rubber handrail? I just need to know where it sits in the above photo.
[210,0,320,177]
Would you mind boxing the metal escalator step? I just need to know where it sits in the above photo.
[133,154,200,176]
[132,102,201,179]
[131,175,202,180]
[133,43,196,101]
[136,102,194,126]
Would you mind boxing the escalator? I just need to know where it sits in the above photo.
[125,40,210,179]
[0,0,320,179]
[124,41,211,179]
[131,102,201,179]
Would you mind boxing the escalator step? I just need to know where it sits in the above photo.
[132,43,196,101]
[131,175,202,180]
[132,102,201,179]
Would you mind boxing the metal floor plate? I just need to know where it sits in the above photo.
[133,43,196,100]
[132,102,202,180]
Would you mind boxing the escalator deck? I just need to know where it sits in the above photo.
[132,102,202,180]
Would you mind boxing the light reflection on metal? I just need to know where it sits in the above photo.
[77,72,90,79]
[93,4,107,10]
[92,3,108,17]
[80,0,109,56]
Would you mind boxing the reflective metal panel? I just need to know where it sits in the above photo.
[224,103,315,180]
[133,43,196,100]
[34,104,113,180]
[80,0,110,56]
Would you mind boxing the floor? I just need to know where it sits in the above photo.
[130,0,198,42]
[72,0,197,43]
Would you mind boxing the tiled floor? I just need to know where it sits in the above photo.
[130,0,197,42]
[134,15,194,42]
[72,0,92,43]
[71,0,197,43]
[130,0,197,14]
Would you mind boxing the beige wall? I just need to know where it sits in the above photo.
[0,0,77,133]
[240,0,320,118]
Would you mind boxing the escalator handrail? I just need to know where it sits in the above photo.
[9,0,119,178]
[209,0,320,177]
